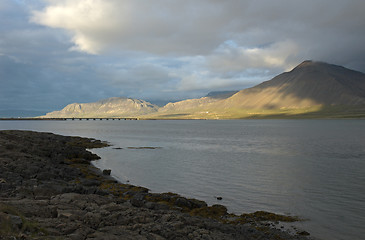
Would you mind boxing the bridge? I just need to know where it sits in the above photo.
[0,117,139,121]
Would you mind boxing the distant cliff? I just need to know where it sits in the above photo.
[42,97,158,118]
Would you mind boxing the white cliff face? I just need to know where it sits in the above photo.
[42,97,159,118]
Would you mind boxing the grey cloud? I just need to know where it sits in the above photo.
[1,0,365,112]
[30,0,365,78]
[29,1,364,65]
[0,54,119,111]
[0,1,122,110]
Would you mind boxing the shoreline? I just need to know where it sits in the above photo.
[0,130,311,239]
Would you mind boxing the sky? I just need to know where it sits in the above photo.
[1,0,365,111]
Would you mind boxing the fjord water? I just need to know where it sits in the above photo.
[1,120,364,240]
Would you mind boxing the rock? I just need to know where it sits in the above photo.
[94,188,109,196]
[133,192,147,201]
[36,172,57,181]
[189,199,208,209]
[102,169,111,175]
[58,210,74,218]
[69,158,90,164]
[216,197,222,200]
[297,230,310,236]
[9,214,23,230]
[175,197,192,209]
[144,201,156,209]
[80,179,101,187]
[84,212,102,229]
[153,203,170,211]
[130,193,146,208]
[130,198,144,207]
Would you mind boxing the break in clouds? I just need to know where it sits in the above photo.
[1,0,365,110]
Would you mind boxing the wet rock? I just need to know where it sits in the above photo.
[297,230,310,236]
[175,197,192,209]
[102,169,111,175]
[189,198,208,209]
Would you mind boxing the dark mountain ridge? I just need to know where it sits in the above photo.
[205,91,239,99]
[256,60,365,104]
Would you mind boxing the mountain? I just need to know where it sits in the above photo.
[205,91,239,99]
[42,61,365,119]
[156,91,238,117]
[42,97,158,118]
[224,60,365,109]
[149,61,365,119]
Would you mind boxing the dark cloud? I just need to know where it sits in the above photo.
[0,0,365,112]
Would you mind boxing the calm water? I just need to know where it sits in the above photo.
[1,119,364,240]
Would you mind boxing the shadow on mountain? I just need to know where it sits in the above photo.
[271,61,365,105]
[244,105,365,119]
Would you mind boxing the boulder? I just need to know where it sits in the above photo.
[102,169,111,175]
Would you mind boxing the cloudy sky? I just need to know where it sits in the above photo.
[1,0,365,111]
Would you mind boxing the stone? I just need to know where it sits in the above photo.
[297,230,310,236]
[81,179,101,187]
[9,214,23,230]
[130,198,144,208]
[189,198,208,209]
[175,197,192,209]
[102,169,111,175]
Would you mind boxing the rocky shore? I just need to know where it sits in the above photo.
[0,130,311,239]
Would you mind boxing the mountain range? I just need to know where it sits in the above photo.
[42,61,365,119]
[43,97,159,118]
